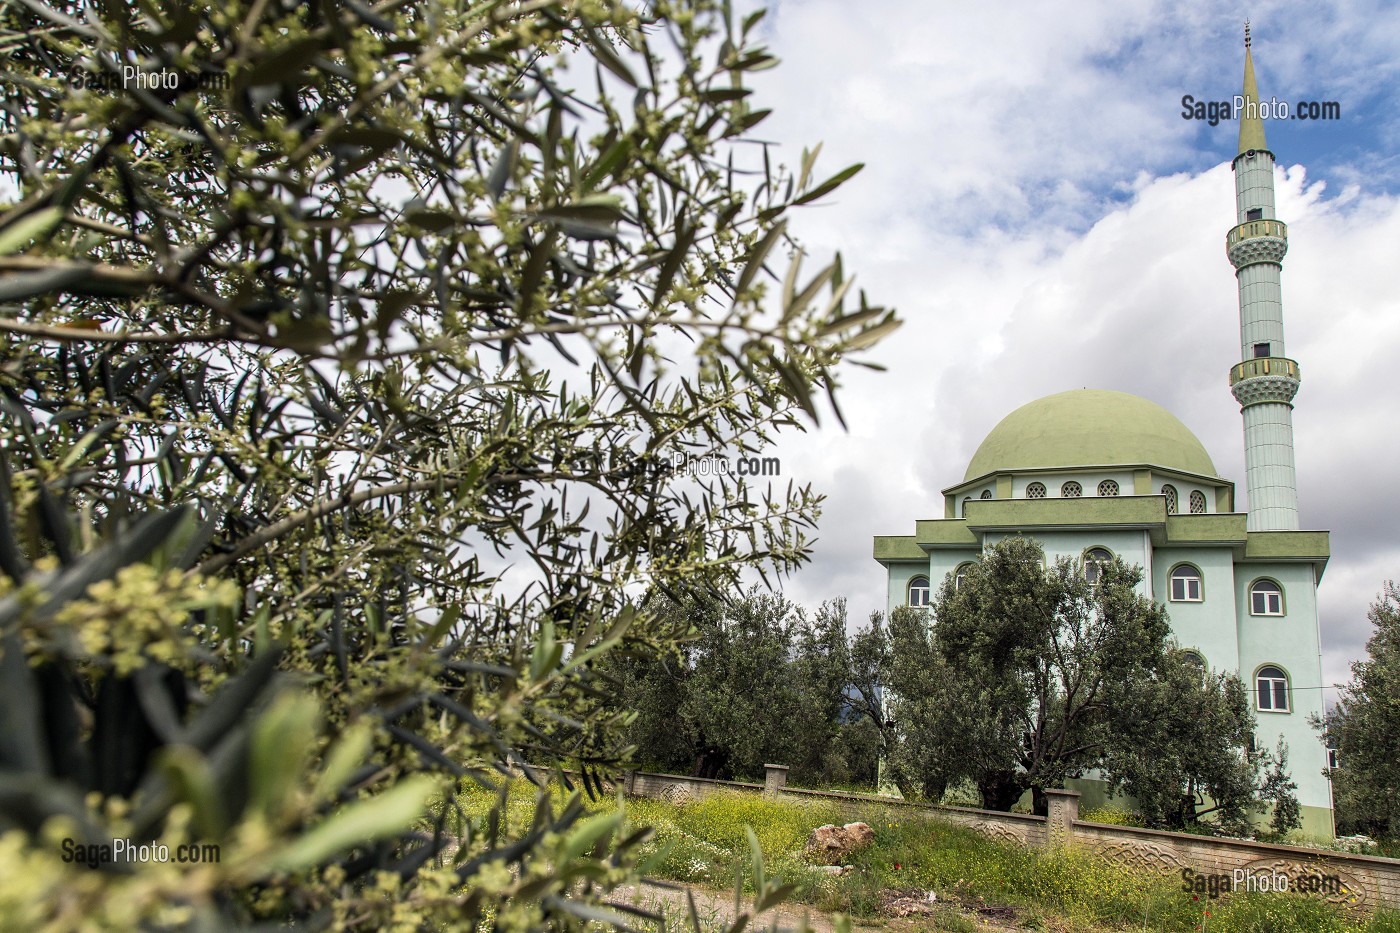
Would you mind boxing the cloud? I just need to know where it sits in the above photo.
[721,0,1400,700]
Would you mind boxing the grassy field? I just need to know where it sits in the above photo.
[456,780,1400,933]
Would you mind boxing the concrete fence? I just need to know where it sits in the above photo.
[622,766,1400,911]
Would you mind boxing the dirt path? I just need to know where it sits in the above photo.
[612,881,1023,933]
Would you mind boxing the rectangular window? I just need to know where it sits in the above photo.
[1246,207,1264,221]
[1258,682,1271,709]
[1273,681,1288,711]
[1253,342,1271,359]
[1170,577,1202,601]
[1252,591,1283,615]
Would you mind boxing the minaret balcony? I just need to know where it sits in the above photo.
[1226,219,1288,269]
[1230,356,1301,407]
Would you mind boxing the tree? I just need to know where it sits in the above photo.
[1319,582,1400,840]
[1101,649,1299,836]
[619,589,858,786]
[888,537,1169,813]
[886,536,1298,832]
[0,0,897,926]
[840,607,896,745]
[787,597,856,784]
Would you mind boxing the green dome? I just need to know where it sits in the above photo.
[964,389,1218,482]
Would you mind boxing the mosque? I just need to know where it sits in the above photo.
[873,32,1333,837]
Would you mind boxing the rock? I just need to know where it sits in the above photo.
[803,822,876,864]
[813,864,853,876]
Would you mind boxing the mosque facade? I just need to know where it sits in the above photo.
[873,33,1333,836]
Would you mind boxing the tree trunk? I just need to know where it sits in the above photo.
[977,770,1025,811]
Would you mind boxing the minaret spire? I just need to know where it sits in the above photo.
[1226,29,1301,531]
[1238,22,1268,156]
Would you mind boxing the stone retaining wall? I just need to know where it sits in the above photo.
[623,766,1400,910]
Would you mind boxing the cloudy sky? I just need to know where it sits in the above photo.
[726,0,1400,703]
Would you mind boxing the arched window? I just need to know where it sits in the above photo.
[1250,579,1284,616]
[954,562,975,591]
[1189,490,1207,514]
[962,496,971,516]
[1169,564,1203,602]
[1161,484,1178,514]
[1061,481,1082,498]
[1097,479,1120,497]
[1026,482,1047,499]
[980,489,993,499]
[1180,650,1206,672]
[1256,666,1290,712]
[908,576,931,607]
[1084,547,1113,585]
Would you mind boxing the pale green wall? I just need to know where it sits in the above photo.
[1235,562,1332,814]
[983,528,1152,598]
[886,562,928,615]
[1153,546,1242,672]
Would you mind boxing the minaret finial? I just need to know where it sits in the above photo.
[1244,19,1251,49]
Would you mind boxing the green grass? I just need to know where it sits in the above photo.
[454,780,1400,933]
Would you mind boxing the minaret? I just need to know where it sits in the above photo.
[1227,22,1301,531]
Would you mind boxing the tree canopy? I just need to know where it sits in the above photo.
[1321,582,1400,841]
[882,537,1299,834]
[618,589,879,788]
[0,0,896,926]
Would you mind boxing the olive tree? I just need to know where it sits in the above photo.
[0,0,896,926]
[1318,582,1400,841]
[884,537,1299,831]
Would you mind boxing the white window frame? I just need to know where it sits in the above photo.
[1169,565,1203,602]
[1255,666,1290,712]
[1250,580,1284,616]
[908,576,931,607]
